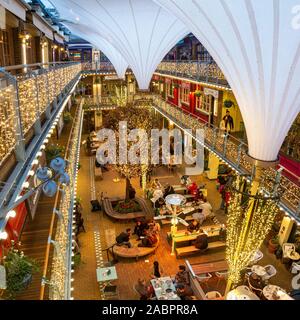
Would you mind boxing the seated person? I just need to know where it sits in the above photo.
[138,231,158,248]
[133,220,148,239]
[197,190,205,202]
[248,272,264,296]
[116,228,132,248]
[163,183,175,198]
[187,182,198,195]
[135,279,152,300]
[199,198,213,219]
[192,209,205,225]
[176,283,194,300]
[193,230,208,250]
[148,220,161,234]
[151,178,162,190]
[187,219,201,234]
[175,265,190,286]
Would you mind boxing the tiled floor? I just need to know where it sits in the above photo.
[73,134,295,300]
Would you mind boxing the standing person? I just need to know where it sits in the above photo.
[151,261,164,279]
[116,228,132,248]
[223,110,234,133]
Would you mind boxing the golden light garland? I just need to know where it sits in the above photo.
[0,85,17,164]
[49,103,82,300]
[225,176,280,286]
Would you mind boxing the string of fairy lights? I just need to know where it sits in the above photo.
[0,85,17,163]
[225,176,280,285]
[49,101,83,300]
[0,64,81,165]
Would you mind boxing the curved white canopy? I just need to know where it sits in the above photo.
[51,0,189,89]
[155,0,300,162]
[63,22,128,79]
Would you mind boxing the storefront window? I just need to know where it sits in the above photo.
[167,81,173,97]
[0,30,11,66]
[181,87,189,104]
[195,93,212,113]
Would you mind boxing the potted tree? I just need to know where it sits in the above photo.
[45,144,65,164]
[3,241,39,299]
[268,235,280,254]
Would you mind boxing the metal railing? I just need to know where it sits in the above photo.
[0,62,81,166]
[133,93,300,219]
[155,60,230,88]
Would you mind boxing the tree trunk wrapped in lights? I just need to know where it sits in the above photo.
[225,175,281,290]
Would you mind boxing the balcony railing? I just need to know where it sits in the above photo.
[0,62,81,166]
[155,60,230,88]
[133,94,300,219]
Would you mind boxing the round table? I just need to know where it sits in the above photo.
[226,286,259,300]
[251,265,267,277]
[263,285,293,300]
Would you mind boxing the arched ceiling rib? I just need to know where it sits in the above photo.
[51,0,189,89]
[154,0,300,162]
[63,22,128,79]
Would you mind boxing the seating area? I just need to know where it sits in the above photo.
[111,238,159,260]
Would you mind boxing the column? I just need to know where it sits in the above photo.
[206,152,220,180]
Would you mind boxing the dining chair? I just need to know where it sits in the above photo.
[195,273,212,290]
[263,265,277,281]
[205,291,222,300]
[291,262,300,274]
[248,250,263,266]
[215,270,228,289]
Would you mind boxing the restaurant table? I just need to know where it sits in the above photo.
[263,285,294,300]
[150,277,181,300]
[173,229,220,245]
[227,286,259,300]
[190,260,228,275]
[286,250,300,261]
[96,266,118,282]
[251,265,267,277]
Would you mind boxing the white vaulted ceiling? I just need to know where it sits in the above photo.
[154,0,300,162]
[51,0,189,89]
[63,22,128,79]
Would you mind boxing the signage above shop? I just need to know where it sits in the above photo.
[104,75,121,81]
[204,88,219,99]
[181,82,190,89]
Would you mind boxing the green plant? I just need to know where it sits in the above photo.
[72,252,81,269]
[194,90,202,98]
[63,112,73,124]
[224,99,234,108]
[45,144,65,164]
[3,241,39,299]
[113,200,141,213]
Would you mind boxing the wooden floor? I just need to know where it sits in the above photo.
[16,113,75,300]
